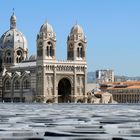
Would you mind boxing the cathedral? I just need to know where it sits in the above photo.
[0,13,87,103]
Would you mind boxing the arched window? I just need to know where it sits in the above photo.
[78,43,84,58]
[80,47,83,57]
[23,79,30,89]
[14,80,20,90]
[7,57,9,63]
[16,50,23,63]
[5,79,11,90]
[50,46,53,57]
[9,57,11,63]
[77,48,80,57]
[46,42,54,57]
[16,57,18,63]
[5,51,12,64]
[46,46,49,56]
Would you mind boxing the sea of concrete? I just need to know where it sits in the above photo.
[0,103,139,140]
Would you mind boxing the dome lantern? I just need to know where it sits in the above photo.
[10,9,16,29]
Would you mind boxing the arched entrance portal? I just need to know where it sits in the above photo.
[58,78,71,103]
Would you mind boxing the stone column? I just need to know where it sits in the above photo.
[0,74,3,102]
[121,93,123,103]
[30,70,36,102]
[53,46,56,59]
[13,50,16,64]
[48,47,50,57]
[131,94,132,103]
[129,93,132,103]
[84,65,87,103]
[20,79,23,102]
[73,65,77,103]
[125,94,127,103]
[11,80,14,102]
[128,94,130,103]
[42,65,46,103]
[54,65,57,103]
[74,42,76,60]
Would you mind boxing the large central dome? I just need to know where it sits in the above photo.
[0,13,28,50]
[0,29,27,50]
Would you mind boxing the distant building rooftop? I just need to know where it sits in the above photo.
[101,81,140,90]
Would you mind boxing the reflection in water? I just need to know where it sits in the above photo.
[0,103,139,139]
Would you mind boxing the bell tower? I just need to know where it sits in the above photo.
[67,24,87,61]
[36,21,56,102]
[36,22,56,61]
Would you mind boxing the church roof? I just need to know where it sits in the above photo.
[11,61,36,69]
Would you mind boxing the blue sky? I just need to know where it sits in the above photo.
[0,0,140,76]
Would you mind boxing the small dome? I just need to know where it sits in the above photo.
[70,24,84,34]
[40,22,53,33]
[29,54,36,61]
[0,29,28,50]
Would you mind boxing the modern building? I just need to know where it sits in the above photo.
[0,13,87,103]
[96,69,114,83]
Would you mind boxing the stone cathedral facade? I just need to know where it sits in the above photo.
[0,13,87,103]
